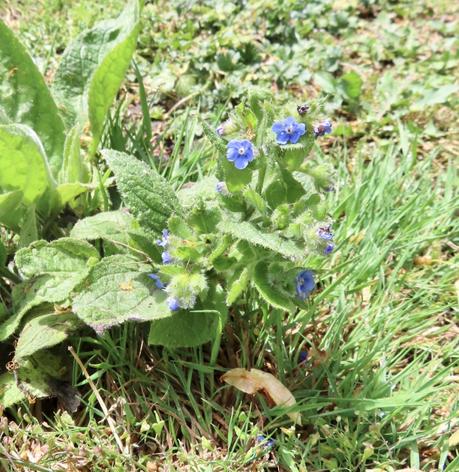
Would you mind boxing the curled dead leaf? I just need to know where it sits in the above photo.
[221,368,301,424]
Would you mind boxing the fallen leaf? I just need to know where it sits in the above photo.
[449,429,459,447]
[221,368,301,424]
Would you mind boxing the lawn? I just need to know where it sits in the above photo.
[0,0,458,470]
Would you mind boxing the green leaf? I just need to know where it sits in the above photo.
[0,190,24,230]
[0,20,65,176]
[72,255,171,334]
[0,373,25,409]
[413,84,459,109]
[202,120,227,155]
[53,0,141,140]
[88,3,141,153]
[59,124,87,184]
[104,149,182,236]
[218,219,301,261]
[70,210,137,244]
[0,124,54,205]
[226,267,250,305]
[0,238,99,341]
[18,205,38,248]
[222,156,253,192]
[56,183,90,207]
[177,176,219,209]
[253,261,295,312]
[340,71,363,99]
[148,286,227,347]
[15,238,99,279]
[0,239,6,266]
[15,312,82,361]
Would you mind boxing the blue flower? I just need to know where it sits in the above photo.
[324,243,335,255]
[226,139,255,170]
[313,120,332,138]
[272,116,306,144]
[167,297,180,311]
[299,351,309,363]
[161,251,173,264]
[148,273,165,289]
[296,270,315,300]
[256,435,275,449]
[156,229,169,248]
[216,124,224,136]
[317,225,333,241]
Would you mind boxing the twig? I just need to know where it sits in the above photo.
[68,346,128,456]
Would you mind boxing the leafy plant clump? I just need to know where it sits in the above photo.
[0,1,336,409]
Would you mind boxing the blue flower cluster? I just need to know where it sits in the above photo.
[296,270,315,300]
[317,225,335,255]
[226,139,255,169]
[148,273,181,312]
[156,229,174,264]
[272,116,306,144]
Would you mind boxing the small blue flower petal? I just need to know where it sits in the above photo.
[295,270,315,300]
[272,117,306,145]
[324,243,335,255]
[148,273,166,289]
[167,297,180,311]
[161,251,173,264]
[156,229,169,247]
[317,226,333,241]
[256,435,275,449]
[299,351,309,363]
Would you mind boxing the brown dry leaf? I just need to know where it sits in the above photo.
[221,368,301,424]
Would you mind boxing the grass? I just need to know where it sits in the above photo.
[1,0,458,470]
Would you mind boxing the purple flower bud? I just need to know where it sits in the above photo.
[317,225,333,241]
[216,181,228,195]
[313,120,332,138]
[148,273,166,289]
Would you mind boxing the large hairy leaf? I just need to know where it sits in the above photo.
[15,238,99,279]
[253,261,295,312]
[70,210,137,244]
[0,190,24,230]
[148,286,227,347]
[104,149,182,236]
[0,124,54,205]
[0,20,65,176]
[53,0,140,148]
[0,239,98,341]
[72,255,171,334]
[15,312,82,361]
[218,219,301,261]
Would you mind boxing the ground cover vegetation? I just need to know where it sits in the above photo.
[0,0,457,470]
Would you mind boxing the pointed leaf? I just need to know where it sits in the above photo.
[0,20,65,176]
[104,149,182,236]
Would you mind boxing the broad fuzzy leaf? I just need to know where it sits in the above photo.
[0,239,98,341]
[104,149,182,236]
[0,20,65,176]
[53,0,140,145]
[70,210,137,244]
[72,255,171,334]
[0,190,24,230]
[218,219,301,261]
[252,261,295,312]
[15,312,81,361]
[0,125,54,205]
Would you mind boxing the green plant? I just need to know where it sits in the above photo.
[0,0,141,241]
